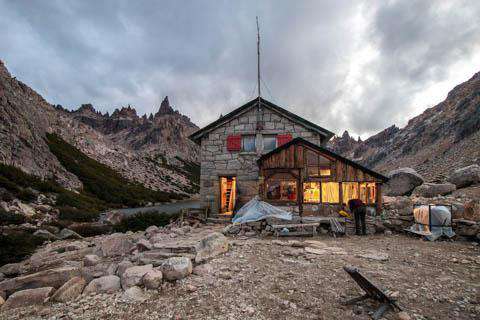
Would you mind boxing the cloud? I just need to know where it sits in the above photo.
[0,0,479,138]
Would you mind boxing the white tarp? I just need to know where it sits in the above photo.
[408,205,455,241]
[232,196,293,224]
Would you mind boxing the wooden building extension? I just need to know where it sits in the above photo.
[257,138,388,216]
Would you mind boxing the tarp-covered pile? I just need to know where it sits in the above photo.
[408,205,455,241]
[232,196,293,224]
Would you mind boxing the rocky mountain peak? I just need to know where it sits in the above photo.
[155,96,175,116]
[112,105,138,119]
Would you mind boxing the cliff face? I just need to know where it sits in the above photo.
[0,60,199,194]
[329,71,480,182]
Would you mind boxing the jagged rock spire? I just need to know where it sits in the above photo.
[155,96,174,117]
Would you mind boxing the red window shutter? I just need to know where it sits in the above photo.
[277,134,292,147]
[227,135,241,151]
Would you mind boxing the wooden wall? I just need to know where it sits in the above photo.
[260,143,382,183]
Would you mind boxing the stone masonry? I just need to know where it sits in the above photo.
[199,106,327,213]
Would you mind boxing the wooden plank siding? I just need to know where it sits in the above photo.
[258,140,385,215]
[260,144,382,183]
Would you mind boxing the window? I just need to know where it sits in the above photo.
[263,135,277,152]
[342,182,359,205]
[306,151,332,177]
[321,182,340,203]
[360,182,376,204]
[303,182,320,203]
[242,135,256,152]
[265,173,297,202]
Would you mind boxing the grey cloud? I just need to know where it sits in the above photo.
[0,0,479,138]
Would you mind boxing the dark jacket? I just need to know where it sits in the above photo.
[348,199,364,213]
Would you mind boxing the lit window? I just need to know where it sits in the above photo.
[306,150,332,177]
[321,182,340,203]
[342,182,359,205]
[265,173,297,202]
[263,135,277,152]
[360,182,376,204]
[242,135,256,152]
[303,182,320,203]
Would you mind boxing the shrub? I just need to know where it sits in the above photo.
[0,209,26,226]
[58,206,99,222]
[113,210,178,233]
[46,133,183,207]
[0,232,44,265]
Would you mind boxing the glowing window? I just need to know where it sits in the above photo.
[265,173,297,202]
[342,182,359,205]
[303,182,320,203]
[321,182,340,203]
[360,182,376,204]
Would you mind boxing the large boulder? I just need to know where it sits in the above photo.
[33,229,58,241]
[142,269,163,290]
[96,233,133,257]
[50,276,86,303]
[0,267,80,297]
[454,220,480,238]
[159,257,192,281]
[83,275,121,295]
[121,265,153,289]
[116,260,134,277]
[83,254,101,267]
[2,287,54,310]
[384,168,424,196]
[195,232,229,263]
[464,200,480,222]
[448,165,480,188]
[412,183,456,198]
[58,228,83,240]
[0,262,25,277]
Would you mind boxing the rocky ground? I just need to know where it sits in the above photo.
[0,229,479,320]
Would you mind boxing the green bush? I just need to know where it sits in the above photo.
[0,209,26,225]
[57,206,99,222]
[113,210,178,233]
[0,232,44,265]
[46,133,183,207]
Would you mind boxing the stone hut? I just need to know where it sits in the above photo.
[189,97,387,217]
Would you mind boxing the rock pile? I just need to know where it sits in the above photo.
[0,225,229,311]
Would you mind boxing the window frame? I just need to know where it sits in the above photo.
[241,135,256,152]
[264,172,299,204]
[263,134,277,152]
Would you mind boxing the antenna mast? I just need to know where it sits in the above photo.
[256,16,261,100]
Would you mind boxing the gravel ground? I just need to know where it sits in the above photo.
[1,233,479,320]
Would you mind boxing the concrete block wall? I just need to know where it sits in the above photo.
[199,106,326,214]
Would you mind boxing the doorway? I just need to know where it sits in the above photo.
[220,176,236,215]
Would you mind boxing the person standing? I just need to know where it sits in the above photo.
[348,199,367,235]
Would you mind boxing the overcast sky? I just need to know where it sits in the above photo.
[1,1,479,138]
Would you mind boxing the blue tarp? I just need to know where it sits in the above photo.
[232,196,293,224]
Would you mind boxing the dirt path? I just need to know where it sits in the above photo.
[2,234,479,320]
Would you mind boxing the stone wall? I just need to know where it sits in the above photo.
[199,106,326,213]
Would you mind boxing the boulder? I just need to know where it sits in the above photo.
[15,202,36,217]
[0,296,4,307]
[195,232,229,263]
[142,269,163,290]
[464,200,480,222]
[136,239,152,251]
[81,261,118,283]
[116,260,134,277]
[2,287,54,310]
[0,262,24,277]
[96,233,133,257]
[102,210,123,225]
[448,165,480,188]
[49,277,86,303]
[455,220,480,237]
[122,286,149,303]
[121,265,153,289]
[33,229,58,241]
[145,225,159,239]
[159,257,192,281]
[384,168,424,196]
[0,267,80,297]
[412,183,456,198]
[58,228,83,240]
[83,254,101,267]
[83,275,121,295]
